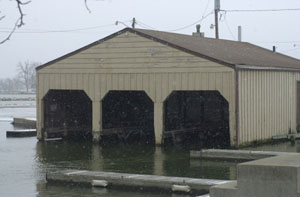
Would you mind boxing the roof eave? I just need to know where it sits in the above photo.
[236,64,300,72]
[36,28,132,71]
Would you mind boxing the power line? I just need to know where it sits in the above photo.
[281,47,300,53]
[0,22,125,34]
[223,19,235,40]
[201,0,210,19]
[135,1,212,32]
[168,11,214,32]
[221,8,300,12]
[254,40,300,44]
[135,20,157,30]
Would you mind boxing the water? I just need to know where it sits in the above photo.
[0,121,238,197]
[0,97,238,197]
[4,95,299,196]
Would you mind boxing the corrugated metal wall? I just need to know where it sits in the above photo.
[238,70,300,144]
[37,31,236,145]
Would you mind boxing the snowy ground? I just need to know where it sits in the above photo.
[0,94,36,108]
[0,94,36,122]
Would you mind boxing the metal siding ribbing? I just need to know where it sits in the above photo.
[239,70,300,144]
[36,31,236,145]
[37,71,236,143]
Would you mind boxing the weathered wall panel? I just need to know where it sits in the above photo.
[37,31,236,145]
[238,70,300,144]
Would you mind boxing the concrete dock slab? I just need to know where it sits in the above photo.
[211,154,300,197]
[12,117,36,128]
[272,133,300,140]
[46,170,230,193]
[190,149,299,161]
[197,195,210,197]
[6,129,37,137]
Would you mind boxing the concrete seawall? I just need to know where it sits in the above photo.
[46,170,230,194]
[190,149,298,161]
[210,154,300,197]
[189,149,300,197]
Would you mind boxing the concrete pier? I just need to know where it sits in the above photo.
[190,149,298,161]
[12,118,36,129]
[210,154,300,197]
[6,129,37,137]
[46,170,230,193]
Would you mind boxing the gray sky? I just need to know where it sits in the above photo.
[0,0,300,79]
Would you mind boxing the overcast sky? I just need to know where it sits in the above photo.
[0,0,300,79]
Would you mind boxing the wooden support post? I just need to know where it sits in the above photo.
[92,101,102,143]
[154,102,164,145]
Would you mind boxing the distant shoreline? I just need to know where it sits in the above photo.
[0,106,36,109]
[0,98,35,101]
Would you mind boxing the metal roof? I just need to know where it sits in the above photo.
[133,28,300,69]
[37,28,300,71]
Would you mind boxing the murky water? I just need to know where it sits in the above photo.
[0,99,238,197]
[1,96,299,196]
[0,120,238,196]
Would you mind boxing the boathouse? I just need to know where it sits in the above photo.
[36,28,300,147]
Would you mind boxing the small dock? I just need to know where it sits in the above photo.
[272,133,300,140]
[6,129,37,137]
[190,149,299,161]
[12,117,36,128]
[46,170,230,193]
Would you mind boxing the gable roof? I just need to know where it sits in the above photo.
[133,28,300,70]
[37,28,300,71]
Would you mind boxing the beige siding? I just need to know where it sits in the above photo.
[238,70,300,144]
[37,31,236,145]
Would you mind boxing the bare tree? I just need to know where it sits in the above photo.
[17,61,40,93]
[0,0,30,44]
[0,77,23,93]
[1,0,100,44]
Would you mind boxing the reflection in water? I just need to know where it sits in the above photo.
[91,144,104,171]
[154,147,165,175]
[36,141,238,180]
[6,131,300,196]
[36,141,239,196]
[33,138,300,196]
[8,98,300,196]
[36,181,174,197]
[100,143,155,174]
[36,141,93,171]
[189,160,237,180]
[1,115,239,197]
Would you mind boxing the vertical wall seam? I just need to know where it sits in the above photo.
[235,66,239,146]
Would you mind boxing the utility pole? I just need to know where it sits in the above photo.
[214,0,220,39]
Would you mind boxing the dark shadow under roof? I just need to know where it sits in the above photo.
[37,28,300,71]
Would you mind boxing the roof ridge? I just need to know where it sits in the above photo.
[37,27,300,71]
